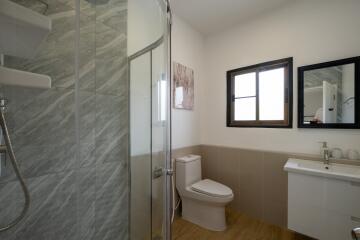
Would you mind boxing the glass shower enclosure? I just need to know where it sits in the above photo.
[129,0,172,239]
[0,0,171,239]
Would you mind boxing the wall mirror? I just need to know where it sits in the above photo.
[298,57,360,128]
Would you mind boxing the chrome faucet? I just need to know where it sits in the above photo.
[323,147,330,165]
[319,141,330,165]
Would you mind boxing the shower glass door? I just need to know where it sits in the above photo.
[151,40,168,240]
[129,0,171,239]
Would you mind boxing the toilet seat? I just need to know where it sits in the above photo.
[191,179,233,198]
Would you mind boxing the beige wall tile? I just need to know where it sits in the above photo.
[174,144,360,229]
[200,145,222,180]
[263,152,289,204]
[200,145,288,229]
[236,149,265,220]
[237,188,264,220]
[203,146,241,210]
[215,147,239,191]
[236,149,264,193]
[172,145,294,229]
[172,145,201,159]
[263,200,287,228]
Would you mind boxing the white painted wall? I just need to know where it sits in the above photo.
[128,0,168,156]
[128,0,165,55]
[128,1,205,151]
[171,15,205,149]
[130,53,151,156]
[304,88,322,120]
[201,0,360,154]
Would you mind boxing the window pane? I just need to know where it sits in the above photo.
[158,79,167,121]
[235,72,256,97]
[234,97,256,121]
[259,68,285,120]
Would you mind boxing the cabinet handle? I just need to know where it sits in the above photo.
[351,216,360,223]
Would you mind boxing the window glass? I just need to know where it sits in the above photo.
[158,79,167,121]
[259,68,285,120]
[234,98,256,121]
[234,72,256,97]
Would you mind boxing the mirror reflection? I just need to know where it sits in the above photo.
[303,63,355,125]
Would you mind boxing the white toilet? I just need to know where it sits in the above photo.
[175,155,234,231]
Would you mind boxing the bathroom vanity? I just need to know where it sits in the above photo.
[284,158,360,240]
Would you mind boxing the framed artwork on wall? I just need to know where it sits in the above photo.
[173,62,194,110]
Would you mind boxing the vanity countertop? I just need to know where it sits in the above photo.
[284,158,360,182]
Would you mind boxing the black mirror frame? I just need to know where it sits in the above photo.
[298,56,360,129]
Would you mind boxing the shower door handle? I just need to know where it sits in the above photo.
[153,167,164,179]
[153,167,173,179]
[165,168,173,176]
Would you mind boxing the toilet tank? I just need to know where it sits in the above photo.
[175,155,202,192]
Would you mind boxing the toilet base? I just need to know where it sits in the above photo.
[181,197,227,231]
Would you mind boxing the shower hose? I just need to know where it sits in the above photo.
[0,103,30,232]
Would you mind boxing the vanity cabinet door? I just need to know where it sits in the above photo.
[288,173,360,240]
[326,179,360,217]
[323,211,356,240]
[288,173,324,239]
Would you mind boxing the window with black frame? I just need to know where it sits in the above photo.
[226,58,293,128]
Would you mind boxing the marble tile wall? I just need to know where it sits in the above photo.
[0,0,128,239]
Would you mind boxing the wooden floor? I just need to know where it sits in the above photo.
[172,209,314,240]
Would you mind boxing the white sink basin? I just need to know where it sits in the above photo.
[284,158,360,182]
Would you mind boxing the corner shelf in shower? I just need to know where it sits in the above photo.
[0,0,52,59]
[0,0,52,89]
[0,66,51,89]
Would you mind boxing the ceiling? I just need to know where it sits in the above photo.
[171,0,294,35]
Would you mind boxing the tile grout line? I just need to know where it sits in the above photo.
[75,0,81,239]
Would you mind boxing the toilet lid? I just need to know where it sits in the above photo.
[191,179,233,198]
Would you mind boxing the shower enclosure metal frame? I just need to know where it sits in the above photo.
[128,0,172,239]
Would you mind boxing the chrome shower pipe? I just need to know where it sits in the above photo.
[0,99,30,232]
